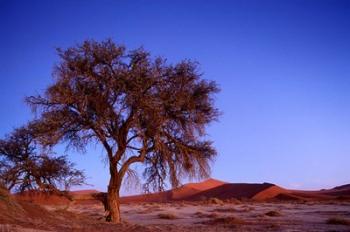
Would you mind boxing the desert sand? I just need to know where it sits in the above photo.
[1,179,350,232]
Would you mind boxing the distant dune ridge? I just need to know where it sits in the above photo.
[115,178,350,203]
[11,178,350,204]
[71,189,99,195]
[118,178,225,203]
[185,182,284,201]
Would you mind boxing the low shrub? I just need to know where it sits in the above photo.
[265,210,282,217]
[158,213,177,219]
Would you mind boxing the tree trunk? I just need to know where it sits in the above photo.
[107,187,121,223]
[106,167,121,223]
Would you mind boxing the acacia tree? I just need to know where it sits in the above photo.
[27,39,219,223]
[0,126,86,192]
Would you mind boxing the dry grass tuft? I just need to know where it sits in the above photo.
[265,210,282,217]
[224,198,241,204]
[326,217,350,225]
[158,212,177,220]
[207,198,224,205]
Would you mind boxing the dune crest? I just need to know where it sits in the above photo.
[18,179,350,204]
[119,179,350,203]
[172,178,226,200]
[252,185,288,200]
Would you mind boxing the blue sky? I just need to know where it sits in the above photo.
[1,0,349,192]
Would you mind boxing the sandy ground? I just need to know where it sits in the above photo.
[3,180,350,231]
[45,200,350,231]
[2,196,350,231]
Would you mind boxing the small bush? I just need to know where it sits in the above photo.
[208,198,223,205]
[224,198,241,204]
[194,211,205,217]
[326,217,350,225]
[265,210,281,217]
[158,213,177,219]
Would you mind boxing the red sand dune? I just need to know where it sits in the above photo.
[181,178,226,191]
[185,182,282,201]
[273,192,307,201]
[70,189,100,201]
[288,191,334,200]
[332,184,350,191]
[286,185,350,201]
[121,191,171,203]
[252,185,288,200]
[321,184,350,196]
[171,178,225,200]
[121,180,350,203]
[120,181,289,203]
[70,189,99,195]
[121,178,225,203]
[14,189,99,205]
[15,190,71,205]
[13,179,350,205]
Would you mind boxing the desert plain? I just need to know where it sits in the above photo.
[1,179,350,232]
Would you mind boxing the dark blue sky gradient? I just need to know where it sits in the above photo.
[1,0,349,191]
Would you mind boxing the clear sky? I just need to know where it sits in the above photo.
[1,0,349,192]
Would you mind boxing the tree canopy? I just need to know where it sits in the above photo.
[0,126,86,192]
[27,39,219,222]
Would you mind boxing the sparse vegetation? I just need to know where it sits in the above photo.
[0,127,86,193]
[158,212,177,219]
[194,211,205,217]
[265,210,282,217]
[208,197,224,205]
[224,198,241,204]
[326,217,350,225]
